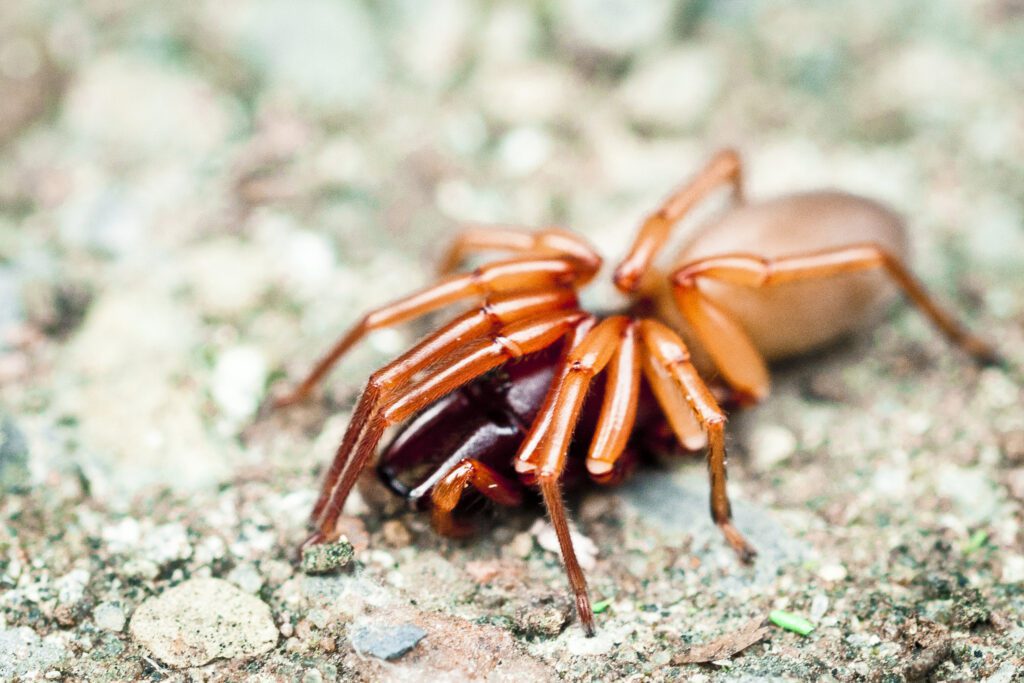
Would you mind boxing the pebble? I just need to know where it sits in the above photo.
[350,622,426,661]
[301,539,354,574]
[130,578,278,668]
[1000,555,1024,584]
[749,424,799,470]
[212,346,268,424]
[381,520,412,547]
[817,563,848,582]
[508,532,534,559]
[935,465,999,525]
[618,47,722,130]
[227,562,265,594]
[557,0,674,55]
[531,519,598,571]
[0,627,66,680]
[810,594,830,621]
[93,602,126,633]
[142,523,193,567]
[0,414,30,493]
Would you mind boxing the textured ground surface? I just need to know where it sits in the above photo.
[2,1,1024,681]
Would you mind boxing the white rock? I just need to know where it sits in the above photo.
[93,602,126,632]
[212,346,268,423]
[750,424,798,470]
[810,594,830,621]
[142,523,193,567]
[54,569,90,607]
[130,578,278,668]
[1001,555,1024,584]
[618,47,723,130]
[497,127,553,177]
[557,0,674,55]
[818,563,848,582]
[227,562,265,594]
[530,519,598,571]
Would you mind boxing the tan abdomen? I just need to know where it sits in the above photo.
[662,191,909,362]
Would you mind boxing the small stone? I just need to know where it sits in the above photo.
[381,520,412,548]
[129,578,277,668]
[142,523,193,567]
[750,424,798,470]
[810,594,830,621]
[509,532,534,559]
[0,414,30,493]
[227,562,264,594]
[531,519,598,571]
[1000,555,1024,584]
[350,622,426,661]
[212,346,268,423]
[93,602,126,633]
[618,47,722,130]
[512,594,573,638]
[818,563,848,582]
[301,539,354,574]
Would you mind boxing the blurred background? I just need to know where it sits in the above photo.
[1,0,1022,679]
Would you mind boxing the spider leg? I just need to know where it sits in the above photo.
[614,149,744,294]
[586,321,643,483]
[672,244,1001,399]
[307,288,578,522]
[275,255,598,407]
[638,338,709,451]
[429,458,524,537]
[439,226,601,275]
[311,309,589,545]
[513,316,632,637]
[638,319,757,564]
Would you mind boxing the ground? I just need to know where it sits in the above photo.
[1,1,1023,681]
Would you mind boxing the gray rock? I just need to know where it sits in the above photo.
[618,470,807,593]
[0,414,29,493]
[129,578,278,668]
[350,622,426,661]
[0,627,66,679]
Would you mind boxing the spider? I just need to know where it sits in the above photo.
[274,149,998,636]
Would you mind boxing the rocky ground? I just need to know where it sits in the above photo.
[2,1,1023,681]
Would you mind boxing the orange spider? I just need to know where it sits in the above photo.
[275,149,997,635]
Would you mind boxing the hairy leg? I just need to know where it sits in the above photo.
[638,319,756,563]
[439,226,601,276]
[429,459,523,537]
[276,256,597,407]
[307,289,578,523]
[311,310,588,544]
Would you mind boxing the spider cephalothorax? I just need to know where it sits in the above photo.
[275,149,997,635]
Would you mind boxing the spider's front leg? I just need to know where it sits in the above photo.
[311,308,588,546]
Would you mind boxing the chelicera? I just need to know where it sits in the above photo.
[275,149,998,635]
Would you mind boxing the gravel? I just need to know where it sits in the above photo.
[1,0,1022,680]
